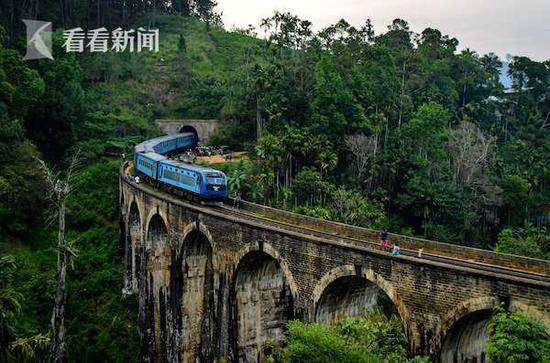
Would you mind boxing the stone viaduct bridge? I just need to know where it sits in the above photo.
[119,163,549,363]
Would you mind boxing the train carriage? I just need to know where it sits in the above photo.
[134,132,228,201]
[158,160,202,194]
[176,134,197,149]
[135,152,165,179]
[158,160,227,199]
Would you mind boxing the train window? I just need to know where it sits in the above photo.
[205,172,224,178]
[164,170,181,181]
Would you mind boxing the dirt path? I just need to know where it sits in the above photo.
[196,151,248,164]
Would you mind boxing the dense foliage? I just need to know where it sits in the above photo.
[0,4,548,361]
[0,0,219,41]
[211,14,549,248]
[276,309,427,363]
[495,226,549,260]
[487,306,550,363]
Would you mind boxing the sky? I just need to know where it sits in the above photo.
[217,0,550,61]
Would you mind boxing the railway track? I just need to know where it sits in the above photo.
[217,204,550,284]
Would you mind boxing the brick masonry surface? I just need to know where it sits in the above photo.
[119,169,550,362]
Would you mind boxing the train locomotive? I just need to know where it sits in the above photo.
[134,133,228,202]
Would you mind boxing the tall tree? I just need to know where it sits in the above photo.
[37,153,80,363]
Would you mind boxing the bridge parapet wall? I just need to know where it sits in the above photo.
[235,199,550,275]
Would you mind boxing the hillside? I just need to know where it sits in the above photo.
[81,14,262,132]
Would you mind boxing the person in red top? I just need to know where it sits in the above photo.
[380,229,389,250]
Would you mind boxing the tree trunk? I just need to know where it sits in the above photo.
[397,60,406,128]
[51,200,67,363]
[256,98,263,141]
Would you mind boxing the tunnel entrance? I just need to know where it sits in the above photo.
[315,275,397,325]
[179,125,199,141]
[173,230,215,362]
[439,310,491,363]
[234,251,293,362]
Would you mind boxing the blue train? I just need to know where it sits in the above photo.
[134,133,228,201]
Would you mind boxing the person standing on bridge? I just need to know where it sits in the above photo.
[392,243,401,255]
[234,191,242,209]
[380,229,389,251]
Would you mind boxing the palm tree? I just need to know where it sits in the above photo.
[316,150,338,177]
[248,180,263,203]
[228,166,246,195]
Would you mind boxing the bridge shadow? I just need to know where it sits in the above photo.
[315,275,397,325]
[439,310,491,363]
[169,229,215,362]
[231,251,294,362]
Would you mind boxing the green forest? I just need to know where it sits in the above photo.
[0,1,548,361]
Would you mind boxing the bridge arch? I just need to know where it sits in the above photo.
[313,265,410,324]
[438,296,497,344]
[127,201,141,232]
[438,296,497,363]
[232,242,298,300]
[232,244,295,362]
[179,221,219,270]
[120,189,125,215]
[126,202,142,290]
[312,264,419,351]
[144,213,171,360]
[170,226,216,362]
[125,194,143,221]
[437,296,549,362]
[146,213,169,250]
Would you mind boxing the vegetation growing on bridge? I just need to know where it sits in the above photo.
[0,1,548,360]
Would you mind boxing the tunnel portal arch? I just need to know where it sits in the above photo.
[179,125,199,142]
